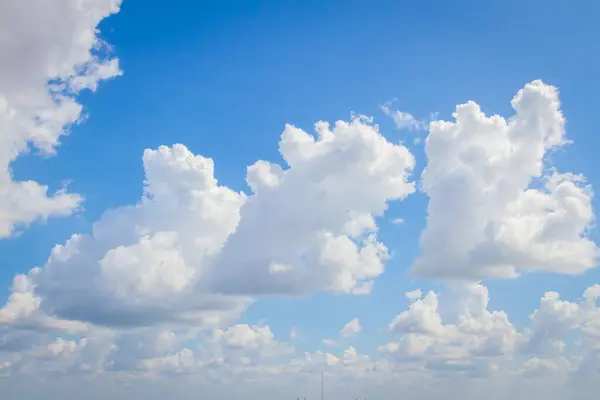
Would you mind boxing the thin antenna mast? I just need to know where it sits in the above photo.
[321,372,324,400]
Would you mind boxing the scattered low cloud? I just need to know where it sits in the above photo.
[1,283,599,400]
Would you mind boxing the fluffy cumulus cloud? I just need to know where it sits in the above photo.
[0,0,122,237]
[15,144,250,328]
[382,284,519,364]
[0,115,415,334]
[412,80,598,279]
[209,118,415,295]
[1,7,599,395]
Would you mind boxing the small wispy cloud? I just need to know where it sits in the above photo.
[289,327,299,340]
[405,288,423,300]
[381,99,428,132]
[340,317,361,338]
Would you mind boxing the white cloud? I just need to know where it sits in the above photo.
[340,317,361,338]
[139,323,296,378]
[0,115,415,331]
[0,274,90,334]
[320,317,361,347]
[381,102,427,132]
[518,291,582,355]
[412,80,598,280]
[18,144,250,328]
[210,118,415,296]
[384,282,520,368]
[212,324,276,351]
[405,289,422,300]
[0,0,122,238]
[141,347,197,375]
[379,280,600,385]
[388,290,446,336]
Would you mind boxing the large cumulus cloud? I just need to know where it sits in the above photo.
[0,0,122,237]
[412,80,597,279]
[1,116,415,330]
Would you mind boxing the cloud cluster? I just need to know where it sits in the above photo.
[2,77,597,376]
[6,78,593,337]
[0,115,415,335]
[0,0,122,237]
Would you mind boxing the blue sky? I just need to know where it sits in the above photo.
[2,1,600,399]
